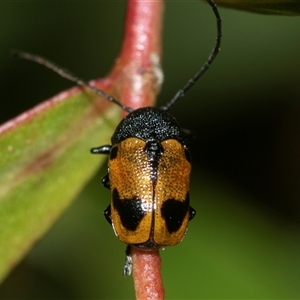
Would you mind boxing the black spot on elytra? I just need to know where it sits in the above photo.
[112,189,146,231]
[161,192,190,233]
[110,146,118,160]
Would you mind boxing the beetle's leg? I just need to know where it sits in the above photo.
[123,245,132,276]
[90,144,111,154]
[93,146,112,222]
[189,207,196,221]
[104,205,112,225]
[101,174,110,189]
[91,145,111,188]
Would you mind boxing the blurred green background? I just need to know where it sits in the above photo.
[1,1,300,299]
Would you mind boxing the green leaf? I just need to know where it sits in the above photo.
[0,86,120,282]
[215,0,300,15]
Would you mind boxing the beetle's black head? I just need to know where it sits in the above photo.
[111,107,188,145]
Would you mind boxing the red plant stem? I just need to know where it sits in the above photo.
[131,247,165,300]
[109,0,164,113]
[108,0,165,299]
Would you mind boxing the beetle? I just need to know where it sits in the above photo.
[90,106,196,275]
[13,0,222,276]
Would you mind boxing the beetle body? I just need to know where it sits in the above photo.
[101,107,195,249]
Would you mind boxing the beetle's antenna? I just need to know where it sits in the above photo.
[162,0,222,111]
[11,50,134,114]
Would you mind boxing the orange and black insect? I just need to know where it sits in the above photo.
[13,0,222,276]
